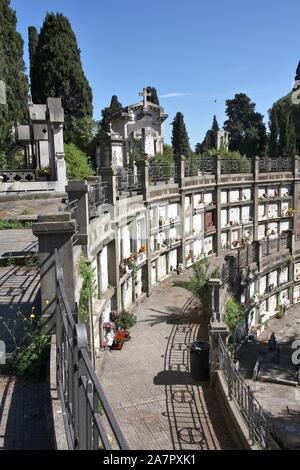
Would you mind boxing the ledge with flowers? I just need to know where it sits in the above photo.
[119,245,147,281]
[102,310,137,351]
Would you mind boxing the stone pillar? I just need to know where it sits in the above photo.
[144,206,152,297]
[209,321,228,382]
[107,230,121,311]
[32,213,76,333]
[207,278,223,321]
[136,156,150,201]
[174,155,185,188]
[253,156,260,241]
[99,167,117,206]
[215,154,221,184]
[66,181,89,239]
[293,155,299,179]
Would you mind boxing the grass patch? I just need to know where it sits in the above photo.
[0,220,33,230]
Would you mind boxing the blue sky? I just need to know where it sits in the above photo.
[11,0,300,147]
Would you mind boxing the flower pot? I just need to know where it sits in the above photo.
[111,341,124,350]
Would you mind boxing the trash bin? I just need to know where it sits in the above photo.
[189,341,210,381]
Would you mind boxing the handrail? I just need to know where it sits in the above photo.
[54,249,129,450]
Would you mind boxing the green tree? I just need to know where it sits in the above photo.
[0,0,28,168]
[30,13,93,142]
[224,93,267,156]
[224,297,243,345]
[268,105,280,157]
[71,116,98,157]
[28,26,39,88]
[146,86,159,105]
[100,95,123,132]
[171,112,190,156]
[212,114,219,132]
[64,143,94,180]
[282,110,297,156]
[295,60,300,82]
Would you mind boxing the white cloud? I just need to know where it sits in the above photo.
[159,92,192,98]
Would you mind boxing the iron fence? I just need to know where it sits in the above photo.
[184,157,215,177]
[219,336,270,449]
[149,164,176,183]
[55,250,129,450]
[237,243,257,268]
[261,234,289,257]
[219,261,230,286]
[65,198,80,232]
[88,183,107,217]
[116,168,141,193]
[259,157,293,173]
[221,158,252,174]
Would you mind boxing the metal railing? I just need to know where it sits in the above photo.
[219,261,230,286]
[221,158,252,174]
[116,168,141,193]
[55,250,128,450]
[65,198,80,232]
[259,157,293,173]
[219,336,270,449]
[149,164,176,183]
[184,157,215,177]
[237,243,257,268]
[88,183,107,217]
[261,233,289,257]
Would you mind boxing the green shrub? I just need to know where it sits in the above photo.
[64,143,94,180]
[114,310,137,331]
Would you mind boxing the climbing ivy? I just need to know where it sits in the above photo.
[79,253,96,322]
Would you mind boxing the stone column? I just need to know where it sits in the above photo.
[207,278,223,321]
[66,181,89,242]
[99,167,118,206]
[107,228,121,311]
[32,213,76,333]
[209,321,228,383]
[136,156,150,201]
[253,156,260,241]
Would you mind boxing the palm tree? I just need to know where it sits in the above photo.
[173,257,215,319]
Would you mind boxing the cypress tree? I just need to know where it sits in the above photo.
[146,86,160,105]
[101,95,123,132]
[31,12,93,141]
[268,105,280,157]
[171,112,190,156]
[282,110,297,156]
[0,0,28,125]
[28,26,39,88]
[212,115,219,132]
[295,60,300,82]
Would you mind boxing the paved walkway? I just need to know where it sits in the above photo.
[0,230,37,259]
[0,376,53,450]
[96,275,236,450]
[0,263,54,450]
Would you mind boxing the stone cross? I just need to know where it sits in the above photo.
[139,87,151,108]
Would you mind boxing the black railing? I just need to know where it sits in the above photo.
[116,168,141,193]
[259,157,293,173]
[219,336,270,449]
[55,250,128,450]
[149,164,176,183]
[65,198,80,232]
[88,183,107,217]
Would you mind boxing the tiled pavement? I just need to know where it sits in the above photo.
[0,263,54,450]
[0,376,53,450]
[96,275,236,450]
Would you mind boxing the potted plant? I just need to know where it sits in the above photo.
[111,330,126,350]
[114,310,137,332]
[37,167,50,181]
